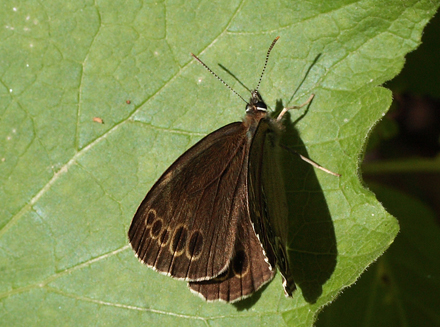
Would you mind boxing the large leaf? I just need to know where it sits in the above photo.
[0,0,437,325]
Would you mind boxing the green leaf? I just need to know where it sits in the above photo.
[316,184,440,326]
[0,0,437,325]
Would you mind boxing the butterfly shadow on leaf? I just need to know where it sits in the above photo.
[276,99,338,304]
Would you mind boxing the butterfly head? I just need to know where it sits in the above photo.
[246,90,267,114]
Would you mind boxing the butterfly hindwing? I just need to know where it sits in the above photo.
[248,118,296,295]
[128,122,251,281]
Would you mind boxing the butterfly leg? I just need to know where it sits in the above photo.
[276,94,315,122]
[280,144,341,177]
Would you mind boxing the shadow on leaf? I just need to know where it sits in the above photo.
[276,99,338,303]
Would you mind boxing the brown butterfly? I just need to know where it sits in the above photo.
[128,37,338,302]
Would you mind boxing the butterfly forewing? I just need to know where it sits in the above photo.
[129,122,252,281]
[248,118,296,295]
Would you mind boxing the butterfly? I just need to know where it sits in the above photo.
[128,37,338,302]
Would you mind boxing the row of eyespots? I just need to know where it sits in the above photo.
[145,210,204,261]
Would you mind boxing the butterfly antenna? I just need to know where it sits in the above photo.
[255,36,280,91]
[191,53,248,104]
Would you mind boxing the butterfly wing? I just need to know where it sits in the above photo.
[128,122,252,281]
[248,118,296,295]
[188,169,275,302]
